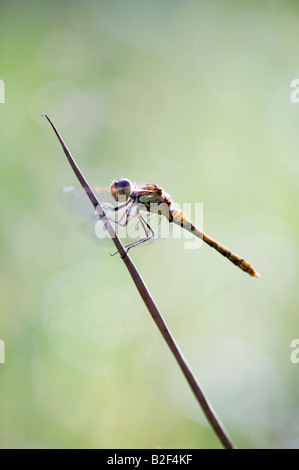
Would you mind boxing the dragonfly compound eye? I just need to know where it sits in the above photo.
[110,178,132,201]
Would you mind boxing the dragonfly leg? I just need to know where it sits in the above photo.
[116,202,134,226]
[99,200,129,215]
[112,201,136,227]
[110,210,155,257]
[124,211,155,252]
[103,201,128,212]
[109,203,137,256]
[103,201,135,229]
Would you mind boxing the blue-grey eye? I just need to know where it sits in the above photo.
[117,178,131,190]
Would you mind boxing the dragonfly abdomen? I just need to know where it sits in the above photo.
[170,209,260,278]
[202,233,259,278]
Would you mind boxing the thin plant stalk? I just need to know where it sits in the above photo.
[43,113,236,450]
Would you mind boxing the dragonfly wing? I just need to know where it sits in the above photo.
[59,185,117,221]
[60,185,171,249]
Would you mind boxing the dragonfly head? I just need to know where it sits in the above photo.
[110,178,132,201]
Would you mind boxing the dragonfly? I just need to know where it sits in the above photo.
[63,177,260,278]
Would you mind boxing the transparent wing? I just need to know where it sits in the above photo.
[60,185,171,249]
[60,185,116,221]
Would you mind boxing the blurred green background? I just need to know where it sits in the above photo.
[1,0,299,449]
